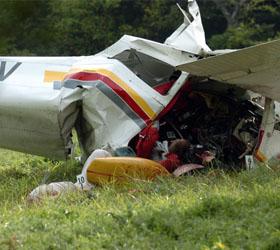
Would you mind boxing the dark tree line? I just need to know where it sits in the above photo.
[0,0,279,56]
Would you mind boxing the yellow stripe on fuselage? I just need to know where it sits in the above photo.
[44,70,67,83]
[68,68,156,120]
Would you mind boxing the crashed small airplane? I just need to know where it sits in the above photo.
[1,0,280,169]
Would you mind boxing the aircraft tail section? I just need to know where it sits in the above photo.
[165,0,211,55]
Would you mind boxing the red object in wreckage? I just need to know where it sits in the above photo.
[155,80,191,119]
[136,79,191,155]
[136,80,191,172]
[159,153,181,173]
[136,125,159,159]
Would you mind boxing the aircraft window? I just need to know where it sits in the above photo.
[113,50,176,94]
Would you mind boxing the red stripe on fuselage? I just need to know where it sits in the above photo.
[65,72,151,124]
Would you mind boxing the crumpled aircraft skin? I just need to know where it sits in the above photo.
[0,0,280,164]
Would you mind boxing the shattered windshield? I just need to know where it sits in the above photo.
[113,50,176,93]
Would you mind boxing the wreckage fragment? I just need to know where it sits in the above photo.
[27,182,79,203]
[1,0,280,169]
[85,157,170,185]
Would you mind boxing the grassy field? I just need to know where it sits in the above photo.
[0,148,280,250]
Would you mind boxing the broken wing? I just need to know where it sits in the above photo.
[177,39,280,102]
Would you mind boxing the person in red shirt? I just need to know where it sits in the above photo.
[159,139,190,173]
[135,123,215,175]
[136,124,190,173]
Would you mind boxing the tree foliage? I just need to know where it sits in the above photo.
[0,0,279,55]
[206,0,280,49]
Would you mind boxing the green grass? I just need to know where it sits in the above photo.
[1,148,280,249]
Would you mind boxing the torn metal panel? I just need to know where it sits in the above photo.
[164,0,210,55]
